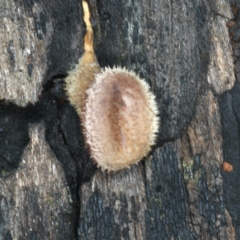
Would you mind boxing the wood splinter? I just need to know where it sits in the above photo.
[65,0,159,170]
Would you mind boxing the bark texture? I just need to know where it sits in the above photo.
[0,0,239,239]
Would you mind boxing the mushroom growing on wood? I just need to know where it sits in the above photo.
[65,0,159,170]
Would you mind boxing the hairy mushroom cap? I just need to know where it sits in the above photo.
[83,67,159,170]
[65,54,100,116]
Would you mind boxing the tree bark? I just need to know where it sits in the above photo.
[0,0,239,239]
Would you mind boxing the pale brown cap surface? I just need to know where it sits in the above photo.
[83,67,159,170]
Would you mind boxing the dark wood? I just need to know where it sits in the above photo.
[0,0,83,239]
[0,0,239,239]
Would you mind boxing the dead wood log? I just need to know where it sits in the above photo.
[0,0,239,239]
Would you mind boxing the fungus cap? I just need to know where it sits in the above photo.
[83,67,159,170]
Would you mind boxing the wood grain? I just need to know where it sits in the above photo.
[0,0,238,239]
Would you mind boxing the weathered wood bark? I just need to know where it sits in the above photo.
[0,1,83,239]
[0,0,239,239]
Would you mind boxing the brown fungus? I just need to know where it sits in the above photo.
[65,0,159,170]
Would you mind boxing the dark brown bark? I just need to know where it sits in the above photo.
[0,0,239,239]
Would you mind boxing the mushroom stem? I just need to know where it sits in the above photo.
[65,0,100,116]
